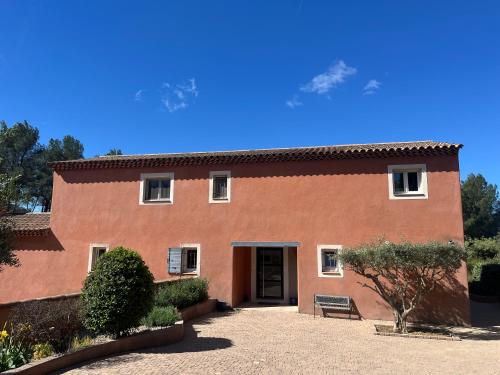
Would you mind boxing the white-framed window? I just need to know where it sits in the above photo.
[387,164,428,200]
[317,245,343,278]
[168,244,201,275]
[209,171,231,203]
[181,244,201,275]
[88,243,109,272]
[139,172,174,204]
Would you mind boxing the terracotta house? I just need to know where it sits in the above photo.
[0,141,470,325]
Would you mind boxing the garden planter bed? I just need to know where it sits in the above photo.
[374,324,460,341]
[180,299,217,322]
[4,299,217,375]
[4,322,184,375]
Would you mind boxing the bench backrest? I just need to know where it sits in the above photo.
[315,295,350,305]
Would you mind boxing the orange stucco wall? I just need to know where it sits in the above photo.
[0,154,469,325]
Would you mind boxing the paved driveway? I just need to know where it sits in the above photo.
[61,304,500,375]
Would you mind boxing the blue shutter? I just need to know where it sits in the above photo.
[168,248,183,274]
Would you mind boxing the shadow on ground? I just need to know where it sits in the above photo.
[55,311,235,373]
[452,301,500,341]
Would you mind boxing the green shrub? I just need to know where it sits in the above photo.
[155,278,208,310]
[466,236,500,260]
[469,260,486,282]
[141,306,180,327]
[469,262,500,296]
[80,247,154,337]
[70,336,93,351]
[32,342,54,360]
[0,324,31,371]
[10,297,82,352]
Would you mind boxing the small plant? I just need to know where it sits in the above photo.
[155,278,209,310]
[141,306,180,328]
[32,342,54,360]
[0,323,31,371]
[70,336,93,351]
[81,247,154,337]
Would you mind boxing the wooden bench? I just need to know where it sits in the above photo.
[313,294,352,318]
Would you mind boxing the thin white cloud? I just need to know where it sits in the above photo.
[301,60,357,95]
[161,78,198,113]
[286,95,303,109]
[162,99,188,112]
[363,79,381,95]
[134,89,144,102]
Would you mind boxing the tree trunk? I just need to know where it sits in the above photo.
[393,310,409,333]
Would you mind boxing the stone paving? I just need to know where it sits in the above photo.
[60,304,500,375]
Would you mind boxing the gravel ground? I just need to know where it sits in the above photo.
[60,303,500,375]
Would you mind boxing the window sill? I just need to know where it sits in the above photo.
[390,192,427,200]
[140,199,173,205]
[319,271,343,278]
[322,271,341,275]
[209,199,230,204]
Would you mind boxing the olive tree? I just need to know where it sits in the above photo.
[340,240,465,333]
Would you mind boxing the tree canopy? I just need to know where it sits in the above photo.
[105,148,123,156]
[0,174,19,271]
[340,240,465,333]
[461,174,500,238]
[0,121,84,212]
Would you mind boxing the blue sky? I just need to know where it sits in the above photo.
[1,1,499,184]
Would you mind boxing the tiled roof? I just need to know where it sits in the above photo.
[6,213,51,236]
[48,141,462,171]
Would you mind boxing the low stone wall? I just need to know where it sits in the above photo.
[4,299,217,375]
[0,292,80,326]
[0,279,179,326]
[181,299,217,322]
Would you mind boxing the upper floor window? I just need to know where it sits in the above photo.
[317,245,343,278]
[88,243,109,272]
[209,171,231,203]
[139,172,174,204]
[387,164,428,200]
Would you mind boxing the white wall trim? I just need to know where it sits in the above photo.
[317,244,343,278]
[139,172,174,205]
[208,170,231,203]
[180,243,201,276]
[87,243,109,272]
[387,164,428,200]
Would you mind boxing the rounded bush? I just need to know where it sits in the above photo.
[80,247,154,337]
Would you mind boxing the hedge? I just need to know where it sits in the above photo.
[155,278,208,310]
[469,261,500,297]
